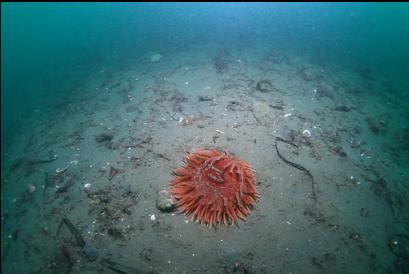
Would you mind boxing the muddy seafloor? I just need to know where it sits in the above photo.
[1,44,409,274]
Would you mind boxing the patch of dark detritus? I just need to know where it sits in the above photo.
[334,105,351,112]
[388,234,409,274]
[168,91,188,113]
[57,217,85,248]
[214,49,230,74]
[311,252,336,270]
[146,148,171,161]
[100,258,157,274]
[360,208,370,218]
[109,166,119,180]
[316,83,336,99]
[255,79,273,92]
[140,247,153,262]
[303,206,326,223]
[87,184,139,228]
[9,150,58,173]
[227,100,246,111]
[269,104,284,110]
[107,227,125,240]
[356,67,375,81]
[59,244,74,273]
[332,146,347,158]
[232,261,254,274]
[366,115,389,135]
[366,118,381,135]
[198,95,213,102]
[95,132,114,143]
[55,178,75,193]
[126,104,139,113]
[363,171,407,219]
[299,67,323,82]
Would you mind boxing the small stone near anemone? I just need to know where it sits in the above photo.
[170,149,259,227]
[156,189,177,212]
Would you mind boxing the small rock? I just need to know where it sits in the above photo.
[156,189,176,212]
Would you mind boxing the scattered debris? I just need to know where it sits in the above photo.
[87,185,138,223]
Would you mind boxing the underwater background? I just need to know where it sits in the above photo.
[1,3,409,274]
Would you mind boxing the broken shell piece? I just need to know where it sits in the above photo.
[84,183,91,189]
[215,130,225,134]
[150,214,156,221]
[56,167,68,174]
[70,160,78,165]
[302,130,312,138]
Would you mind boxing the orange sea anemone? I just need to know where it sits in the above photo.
[170,149,259,227]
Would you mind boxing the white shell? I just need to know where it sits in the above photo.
[302,129,312,138]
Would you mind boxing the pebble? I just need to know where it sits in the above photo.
[156,189,176,212]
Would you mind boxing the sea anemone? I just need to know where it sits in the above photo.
[170,149,259,227]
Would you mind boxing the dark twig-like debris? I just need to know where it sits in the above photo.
[274,137,317,201]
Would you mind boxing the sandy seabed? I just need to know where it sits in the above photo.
[1,43,408,274]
